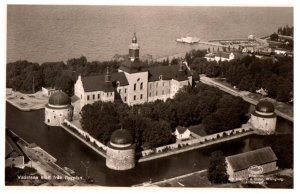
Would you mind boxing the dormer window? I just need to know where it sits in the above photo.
[116,81,120,87]
[159,75,163,80]
[137,78,140,82]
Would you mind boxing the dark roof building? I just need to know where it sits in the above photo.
[226,146,277,172]
[81,72,129,92]
[148,64,191,82]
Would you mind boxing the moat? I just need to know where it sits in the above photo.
[5,102,293,186]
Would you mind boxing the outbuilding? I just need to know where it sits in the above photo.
[226,147,278,182]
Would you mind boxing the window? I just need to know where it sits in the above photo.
[87,95,90,101]
[140,94,143,99]
[81,94,82,99]
[159,75,163,80]
[156,91,158,96]
[54,116,56,119]
[150,83,152,89]
[125,88,127,93]
[156,83,158,88]
[124,97,127,102]
[162,90,164,95]
[140,82,143,90]
[149,92,151,97]
[93,94,95,100]
[162,82,164,87]
[48,119,50,123]
[134,84,136,91]
[134,95,136,100]
[107,93,108,97]
[98,94,100,99]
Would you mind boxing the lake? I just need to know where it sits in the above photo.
[7,6,293,64]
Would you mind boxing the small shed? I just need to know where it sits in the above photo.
[175,126,191,140]
[225,146,278,182]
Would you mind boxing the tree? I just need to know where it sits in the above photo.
[207,151,229,184]
[55,75,74,96]
[270,33,279,41]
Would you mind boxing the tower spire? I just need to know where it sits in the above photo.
[129,31,140,62]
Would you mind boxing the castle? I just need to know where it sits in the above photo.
[71,33,193,116]
[43,33,277,170]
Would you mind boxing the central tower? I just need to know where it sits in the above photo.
[129,32,139,62]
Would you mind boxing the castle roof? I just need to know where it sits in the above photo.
[226,147,277,172]
[48,91,71,106]
[119,60,148,73]
[256,100,275,113]
[81,72,129,92]
[148,65,191,82]
[110,129,133,145]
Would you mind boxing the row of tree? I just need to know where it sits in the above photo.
[6,56,123,96]
[192,55,293,102]
[7,54,180,95]
[80,83,249,150]
[277,25,293,36]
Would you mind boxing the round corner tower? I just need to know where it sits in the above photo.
[45,91,73,126]
[250,100,277,135]
[106,129,135,170]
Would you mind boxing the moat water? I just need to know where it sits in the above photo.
[5,102,293,186]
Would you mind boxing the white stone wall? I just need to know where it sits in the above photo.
[45,106,73,126]
[148,80,171,102]
[124,71,148,106]
[106,146,135,170]
[74,76,86,110]
[250,114,276,134]
[175,130,191,140]
[116,85,129,103]
[141,127,252,156]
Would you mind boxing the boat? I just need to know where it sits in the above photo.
[176,36,200,44]
[64,166,76,175]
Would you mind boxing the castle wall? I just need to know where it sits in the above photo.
[45,106,73,126]
[250,114,276,134]
[116,85,129,103]
[124,71,148,106]
[106,146,135,170]
[148,80,171,102]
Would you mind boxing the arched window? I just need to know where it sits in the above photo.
[134,83,136,91]
[140,82,143,90]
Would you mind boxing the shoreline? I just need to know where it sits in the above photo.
[6,98,45,111]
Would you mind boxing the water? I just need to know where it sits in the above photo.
[5,102,293,186]
[7,6,293,64]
